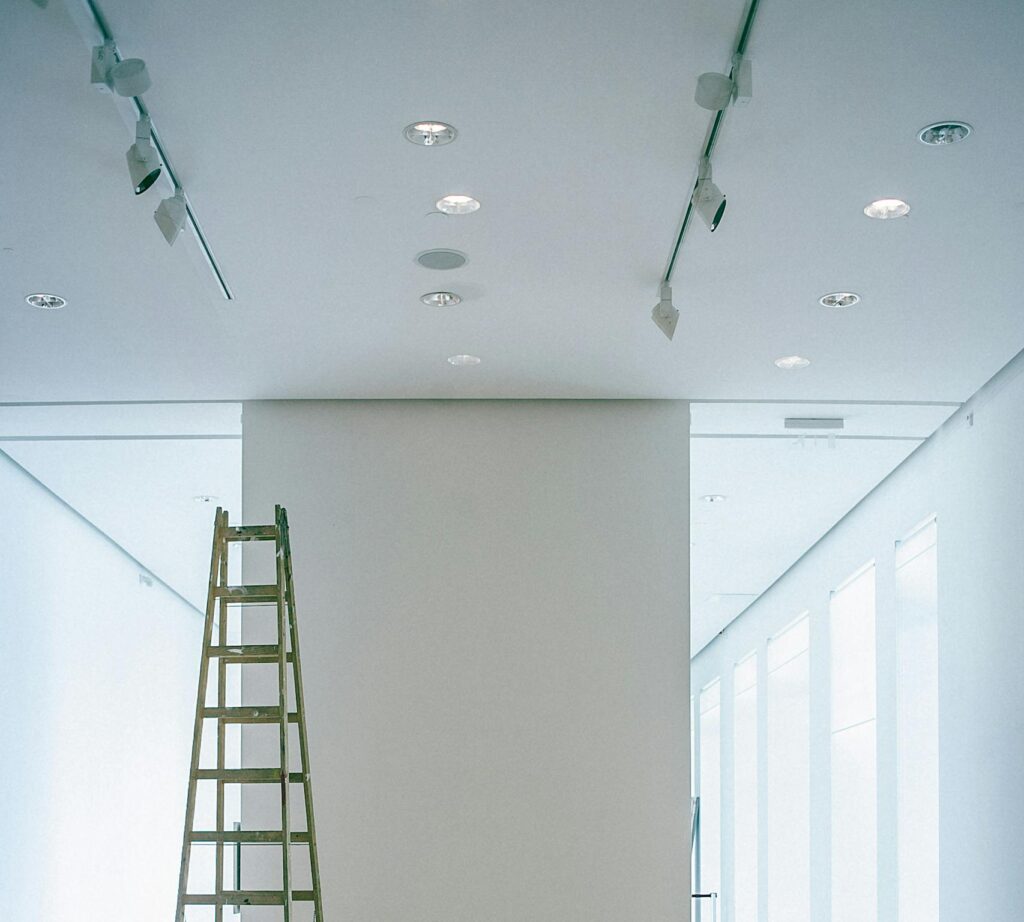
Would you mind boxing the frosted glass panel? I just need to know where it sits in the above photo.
[733,654,758,922]
[699,680,722,902]
[767,616,809,922]
[896,519,939,922]
[830,564,877,922]
[0,453,204,921]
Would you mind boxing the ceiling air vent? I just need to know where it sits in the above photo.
[784,418,845,430]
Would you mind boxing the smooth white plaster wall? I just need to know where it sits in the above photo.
[241,400,691,921]
[690,355,1024,922]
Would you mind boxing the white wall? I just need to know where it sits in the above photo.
[690,354,1024,922]
[241,400,691,921]
[0,450,203,922]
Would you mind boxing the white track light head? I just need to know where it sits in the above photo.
[91,42,151,97]
[651,283,679,340]
[155,189,187,245]
[126,116,161,194]
[692,158,726,232]
[695,72,734,111]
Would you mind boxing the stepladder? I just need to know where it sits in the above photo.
[175,506,323,921]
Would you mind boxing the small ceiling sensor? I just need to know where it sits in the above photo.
[421,291,462,307]
[436,194,480,215]
[193,494,218,504]
[25,293,67,310]
[819,291,860,309]
[863,198,910,219]
[701,494,728,503]
[918,121,972,146]
[775,355,811,369]
[417,249,468,270]
[404,121,457,146]
[447,354,481,366]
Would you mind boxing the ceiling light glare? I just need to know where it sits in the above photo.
[818,291,860,309]
[25,293,67,310]
[701,494,727,503]
[436,194,480,215]
[447,354,481,366]
[918,121,971,146]
[775,355,811,370]
[404,121,457,146]
[421,291,462,307]
[126,116,161,194]
[154,188,187,245]
[863,198,909,219]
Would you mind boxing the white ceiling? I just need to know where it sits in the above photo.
[2,0,1023,402]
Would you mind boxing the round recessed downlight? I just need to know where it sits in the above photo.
[775,355,811,369]
[701,494,727,503]
[25,293,67,310]
[404,121,457,146]
[918,121,972,146]
[436,194,480,215]
[416,249,468,270]
[421,291,462,307]
[863,198,910,219]
[819,291,860,309]
[447,354,481,366]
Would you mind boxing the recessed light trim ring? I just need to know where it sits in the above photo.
[421,291,462,307]
[819,291,860,309]
[436,194,480,215]
[863,198,910,219]
[404,121,457,146]
[26,293,67,310]
[775,355,811,369]
[918,121,972,145]
[447,354,481,366]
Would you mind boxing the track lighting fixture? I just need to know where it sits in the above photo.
[91,41,151,97]
[695,56,752,111]
[154,188,187,245]
[651,283,679,341]
[692,158,726,232]
[126,116,161,195]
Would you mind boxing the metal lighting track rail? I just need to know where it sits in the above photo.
[659,0,760,318]
[78,0,234,300]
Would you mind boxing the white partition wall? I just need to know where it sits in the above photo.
[241,400,691,921]
[689,355,1024,922]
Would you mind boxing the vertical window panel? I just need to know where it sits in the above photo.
[699,680,722,904]
[733,654,758,922]
[767,615,810,922]
[896,519,939,922]
[830,564,877,922]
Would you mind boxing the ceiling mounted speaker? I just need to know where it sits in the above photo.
[416,249,467,270]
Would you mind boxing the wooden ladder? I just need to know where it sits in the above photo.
[175,506,323,921]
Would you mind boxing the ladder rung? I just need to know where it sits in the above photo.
[216,585,280,603]
[202,706,299,724]
[184,891,315,906]
[224,525,277,542]
[195,769,307,783]
[206,645,292,663]
[190,830,311,844]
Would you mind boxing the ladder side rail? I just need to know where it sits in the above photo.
[274,506,294,921]
[215,512,230,921]
[280,507,324,921]
[176,508,227,922]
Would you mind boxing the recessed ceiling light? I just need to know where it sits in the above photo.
[421,291,462,307]
[193,494,218,504]
[701,494,727,503]
[819,291,860,309]
[775,355,811,369]
[918,121,972,146]
[863,198,910,219]
[25,293,67,310]
[436,194,480,215]
[416,249,468,270]
[447,354,480,366]
[404,121,457,146]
